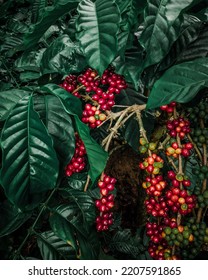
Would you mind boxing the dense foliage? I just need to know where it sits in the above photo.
[1,0,208,260]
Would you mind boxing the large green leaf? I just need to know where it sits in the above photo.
[76,0,120,75]
[21,0,80,50]
[40,34,86,75]
[0,89,30,121]
[105,229,144,258]
[15,49,46,72]
[50,213,79,255]
[164,0,197,24]
[147,57,208,109]
[75,117,108,184]
[113,47,143,89]
[54,188,96,234]
[76,229,100,260]
[158,17,202,72]
[34,95,75,165]
[37,230,76,260]
[176,25,208,64]
[0,95,59,208]
[143,16,202,88]
[139,0,185,68]
[116,0,145,55]
[0,200,32,237]
[31,0,46,24]
[42,84,108,184]
[41,84,82,117]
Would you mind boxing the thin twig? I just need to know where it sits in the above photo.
[84,175,91,192]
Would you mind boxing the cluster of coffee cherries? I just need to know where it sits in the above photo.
[147,218,177,260]
[145,196,168,217]
[165,188,196,215]
[190,127,208,147]
[162,225,194,247]
[139,154,164,175]
[95,174,116,231]
[160,102,176,113]
[142,175,167,197]
[60,67,127,128]
[139,137,157,154]
[81,103,107,128]
[139,102,202,259]
[146,222,165,244]
[167,170,191,188]
[60,74,80,97]
[195,190,208,208]
[166,141,193,158]
[180,218,208,259]
[65,134,86,177]
[186,101,208,121]
[166,117,191,139]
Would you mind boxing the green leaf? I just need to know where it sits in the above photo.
[139,0,184,68]
[176,25,208,64]
[0,35,23,56]
[37,230,76,260]
[15,49,46,72]
[0,200,32,237]
[31,0,46,24]
[0,89,30,121]
[105,229,144,258]
[74,117,108,184]
[21,0,80,50]
[0,0,12,19]
[158,17,202,72]
[34,95,75,165]
[55,188,96,233]
[116,0,145,55]
[76,0,120,75]
[42,84,108,184]
[113,47,143,89]
[0,95,59,209]
[50,213,79,255]
[41,84,82,117]
[76,229,100,260]
[40,34,86,75]
[65,172,88,191]
[164,0,196,25]
[147,58,208,109]
[19,71,41,82]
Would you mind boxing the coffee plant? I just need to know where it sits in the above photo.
[1,0,208,260]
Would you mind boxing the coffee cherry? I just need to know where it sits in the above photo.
[65,134,86,176]
[166,117,191,139]
[95,174,116,231]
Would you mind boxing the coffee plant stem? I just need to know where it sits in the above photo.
[136,111,149,143]
[177,137,183,176]
[187,134,203,161]
[12,185,59,259]
[103,105,146,151]
[84,175,91,192]
[103,107,131,151]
